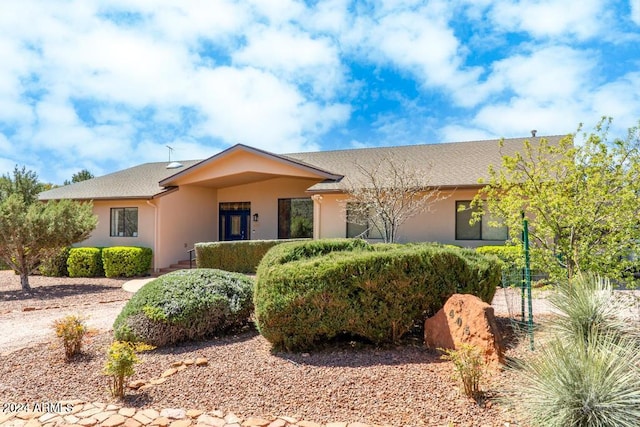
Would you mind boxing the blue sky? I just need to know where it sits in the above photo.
[1,0,639,184]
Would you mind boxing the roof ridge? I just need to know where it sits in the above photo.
[284,134,566,157]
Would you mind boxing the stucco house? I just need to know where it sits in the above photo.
[38,135,561,272]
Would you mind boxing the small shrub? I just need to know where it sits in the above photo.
[548,273,636,344]
[52,315,87,359]
[103,341,139,398]
[39,247,70,277]
[102,246,152,278]
[67,247,104,277]
[113,269,254,346]
[516,272,640,426]
[517,332,640,427]
[440,344,486,400]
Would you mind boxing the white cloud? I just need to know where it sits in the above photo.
[472,97,585,137]
[350,3,484,107]
[630,0,640,25]
[489,0,609,41]
[191,66,349,152]
[587,72,640,132]
[245,0,306,25]
[303,0,351,34]
[483,45,595,102]
[233,26,344,99]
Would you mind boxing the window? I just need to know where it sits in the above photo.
[278,198,313,239]
[455,201,507,241]
[345,203,383,239]
[110,208,138,237]
[346,203,368,238]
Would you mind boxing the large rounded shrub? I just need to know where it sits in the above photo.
[254,239,501,351]
[114,269,254,346]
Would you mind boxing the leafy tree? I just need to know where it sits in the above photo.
[64,169,94,185]
[473,118,640,281]
[0,166,46,205]
[342,152,446,243]
[0,167,97,292]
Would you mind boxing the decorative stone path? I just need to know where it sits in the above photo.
[0,401,390,427]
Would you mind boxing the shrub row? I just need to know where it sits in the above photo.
[52,246,152,278]
[254,239,501,351]
[195,239,308,273]
[113,269,254,346]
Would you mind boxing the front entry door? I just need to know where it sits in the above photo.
[219,202,250,241]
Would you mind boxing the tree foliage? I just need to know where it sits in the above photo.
[0,166,46,205]
[0,167,97,291]
[64,169,94,185]
[342,153,446,243]
[473,118,640,281]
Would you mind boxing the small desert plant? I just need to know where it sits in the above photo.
[548,273,635,344]
[517,331,640,427]
[440,344,485,400]
[103,341,140,398]
[52,314,87,359]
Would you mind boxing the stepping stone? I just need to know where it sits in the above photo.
[102,414,127,427]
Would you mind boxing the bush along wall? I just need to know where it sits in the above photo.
[39,247,71,277]
[103,246,152,278]
[67,247,104,278]
[113,269,254,346]
[195,239,309,274]
[254,239,501,351]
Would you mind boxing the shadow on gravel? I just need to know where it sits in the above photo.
[0,284,120,302]
[148,327,261,357]
[122,392,155,408]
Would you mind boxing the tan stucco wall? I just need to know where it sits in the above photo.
[217,177,319,241]
[79,186,218,271]
[76,200,155,268]
[81,198,157,256]
[315,188,504,248]
[153,186,218,269]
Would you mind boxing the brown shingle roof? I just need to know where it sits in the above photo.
[38,160,201,201]
[285,135,564,191]
[38,135,564,200]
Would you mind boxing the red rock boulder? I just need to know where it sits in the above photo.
[424,293,505,364]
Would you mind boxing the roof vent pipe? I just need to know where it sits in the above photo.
[531,129,537,137]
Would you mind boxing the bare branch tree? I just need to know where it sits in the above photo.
[341,152,447,243]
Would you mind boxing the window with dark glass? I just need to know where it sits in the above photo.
[346,202,368,238]
[455,201,508,241]
[110,207,138,237]
[345,203,383,239]
[278,198,313,239]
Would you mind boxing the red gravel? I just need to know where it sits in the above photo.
[0,271,532,426]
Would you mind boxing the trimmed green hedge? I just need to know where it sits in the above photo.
[254,239,501,351]
[195,239,309,273]
[113,269,254,346]
[67,247,104,277]
[103,246,152,278]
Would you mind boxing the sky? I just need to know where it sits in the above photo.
[1,0,639,185]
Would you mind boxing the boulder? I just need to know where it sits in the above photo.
[424,293,505,364]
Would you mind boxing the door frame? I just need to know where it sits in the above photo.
[219,202,251,241]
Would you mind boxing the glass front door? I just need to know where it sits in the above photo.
[219,202,250,241]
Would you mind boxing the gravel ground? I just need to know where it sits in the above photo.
[0,271,540,426]
[0,271,130,355]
